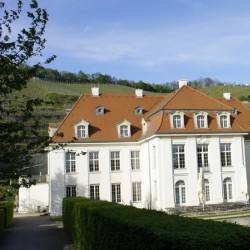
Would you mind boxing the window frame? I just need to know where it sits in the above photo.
[111,183,121,203]
[131,150,140,170]
[77,125,86,138]
[172,145,185,169]
[132,182,142,202]
[110,151,120,171]
[197,144,208,168]
[175,180,186,205]
[117,120,131,138]
[204,179,210,202]
[217,113,231,129]
[66,185,76,197]
[74,119,89,138]
[220,143,232,167]
[66,152,76,173]
[90,184,100,200]
[223,177,233,201]
[89,151,99,172]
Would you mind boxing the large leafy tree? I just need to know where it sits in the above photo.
[0,0,55,200]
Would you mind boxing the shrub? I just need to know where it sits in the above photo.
[0,209,5,233]
[0,201,14,228]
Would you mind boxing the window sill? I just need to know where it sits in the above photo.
[65,172,78,175]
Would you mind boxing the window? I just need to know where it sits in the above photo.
[111,151,120,171]
[197,144,208,168]
[131,151,140,170]
[74,119,89,138]
[117,120,131,138]
[66,152,76,173]
[197,115,205,128]
[132,182,141,202]
[111,184,121,203]
[175,180,186,205]
[89,152,99,172]
[96,106,104,115]
[120,125,129,137]
[66,185,76,197]
[223,177,233,201]
[220,115,228,128]
[90,185,100,200]
[220,144,232,167]
[134,106,143,116]
[172,145,185,169]
[173,115,182,128]
[77,125,86,138]
[204,179,210,202]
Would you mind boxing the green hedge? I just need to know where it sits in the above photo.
[0,201,14,228]
[63,197,118,249]
[0,209,5,233]
[63,198,250,249]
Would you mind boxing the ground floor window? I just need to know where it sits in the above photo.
[66,185,76,197]
[204,179,210,202]
[132,182,141,202]
[90,184,100,200]
[175,180,186,205]
[111,183,121,203]
[223,177,233,201]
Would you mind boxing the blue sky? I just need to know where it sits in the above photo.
[11,0,250,84]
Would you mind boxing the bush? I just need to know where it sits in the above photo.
[63,198,250,249]
[0,209,5,233]
[0,201,14,229]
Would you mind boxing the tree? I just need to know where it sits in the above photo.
[0,0,55,200]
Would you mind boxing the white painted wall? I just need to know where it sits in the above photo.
[19,183,49,213]
[48,134,249,216]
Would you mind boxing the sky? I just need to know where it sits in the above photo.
[7,0,250,84]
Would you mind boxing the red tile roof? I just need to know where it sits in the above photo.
[51,86,250,143]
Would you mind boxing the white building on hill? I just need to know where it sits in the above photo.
[48,81,250,216]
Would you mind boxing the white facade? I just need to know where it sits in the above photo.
[48,86,250,216]
[49,134,249,216]
[19,183,49,213]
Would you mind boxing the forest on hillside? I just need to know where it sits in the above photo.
[31,66,232,93]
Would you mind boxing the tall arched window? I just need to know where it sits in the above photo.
[204,179,210,202]
[223,177,233,201]
[175,180,186,205]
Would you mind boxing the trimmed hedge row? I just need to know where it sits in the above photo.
[63,197,118,249]
[63,198,250,249]
[0,201,14,232]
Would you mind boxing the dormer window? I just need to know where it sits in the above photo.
[170,112,184,129]
[74,119,89,138]
[117,120,131,138]
[134,106,143,116]
[77,125,86,138]
[96,106,104,115]
[217,112,231,128]
[194,112,208,129]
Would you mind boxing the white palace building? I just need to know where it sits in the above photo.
[48,81,250,216]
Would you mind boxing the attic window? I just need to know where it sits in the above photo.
[117,120,131,138]
[96,106,104,115]
[193,112,208,129]
[74,119,89,138]
[217,112,231,128]
[170,112,185,129]
[134,106,143,116]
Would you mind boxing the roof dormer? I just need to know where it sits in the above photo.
[134,106,144,116]
[170,112,185,129]
[117,119,131,138]
[217,112,231,128]
[96,106,104,115]
[193,112,208,129]
[74,119,89,138]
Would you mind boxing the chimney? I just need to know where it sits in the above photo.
[179,79,187,88]
[91,87,99,97]
[223,92,231,100]
[135,89,143,98]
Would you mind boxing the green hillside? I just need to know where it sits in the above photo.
[19,79,250,108]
